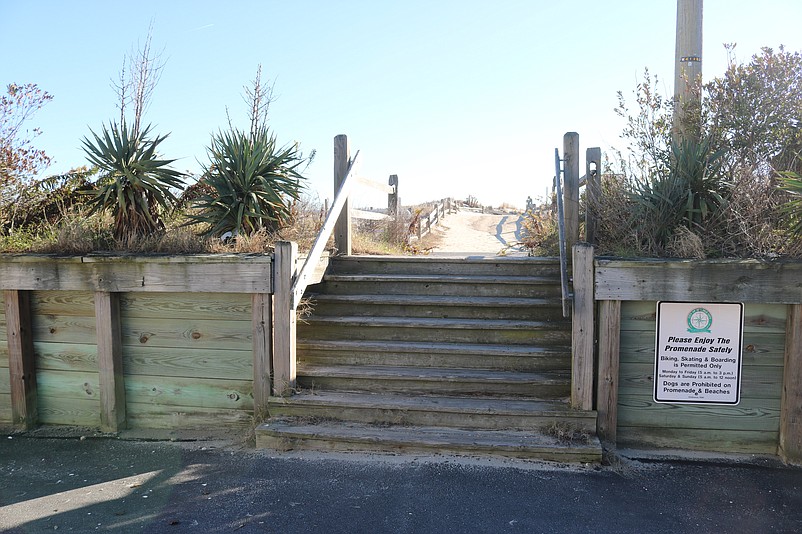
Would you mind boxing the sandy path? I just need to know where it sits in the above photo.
[428,209,528,256]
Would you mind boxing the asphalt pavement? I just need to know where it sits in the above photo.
[1,433,801,533]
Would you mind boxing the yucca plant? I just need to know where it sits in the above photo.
[670,136,727,227]
[189,126,308,237]
[778,167,802,236]
[81,121,185,241]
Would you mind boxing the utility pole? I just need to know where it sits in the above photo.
[673,0,703,142]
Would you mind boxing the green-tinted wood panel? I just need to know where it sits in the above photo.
[34,342,98,372]
[621,301,787,334]
[32,315,97,345]
[37,395,100,427]
[0,394,11,423]
[125,375,253,410]
[617,427,778,454]
[121,317,251,351]
[36,369,100,401]
[31,291,95,317]
[123,346,251,381]
[126,402,252,430]
[0,368,9,395]
[620,332,786,367]
[121,293,251,320]
[0,347,7,369]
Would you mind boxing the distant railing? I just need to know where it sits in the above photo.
[411,198,451,241]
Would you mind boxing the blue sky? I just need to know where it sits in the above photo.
[3,0,802,209]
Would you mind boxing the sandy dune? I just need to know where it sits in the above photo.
[428,209,528,257]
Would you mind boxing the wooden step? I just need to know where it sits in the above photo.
[256,419,602,463]
[298,316,571,345]
[315,274,561,298]
[297,340,570,371]
[328,255,562,277]
[296,365,570,398]
[268,391,594,432]
[306,294,564,320]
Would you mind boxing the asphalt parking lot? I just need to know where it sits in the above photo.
[1,433,801,533]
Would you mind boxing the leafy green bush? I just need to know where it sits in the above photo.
[188,126,308,237]
[81,121,185,241]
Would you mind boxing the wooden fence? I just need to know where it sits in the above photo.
[571,250,802,463]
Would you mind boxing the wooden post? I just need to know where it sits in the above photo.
[571,243,595,410]
[252,292,272,418]
[585,147,602,246]
[333,134,352,255]
[563,132,580,255]
[388,175,400,219]
[673,0,703,141]
[5,290,37,429]
[596,299,622,445]
[780,304,802,464]
[273,241,297,396]
[95,291,126,432]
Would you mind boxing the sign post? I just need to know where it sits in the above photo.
[654,301,744,405]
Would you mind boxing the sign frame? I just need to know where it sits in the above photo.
[653,301,744,405]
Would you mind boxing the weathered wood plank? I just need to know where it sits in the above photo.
[619,362,784,399]
[0,369,9,395]
[620,301,788,334]
[252,292,271,419]
[0,394,11,423]
[120,292,251,320]
[617,427,778,454]
[273,242,297,396]
[32,315,97,345]
[36,369,100,400]
[597,300,621,444]
[121,317,251,351]
[617,394,780,432]
[0,347,7,368]
[5,290,37,429]
[31,291,95,317]
[596,259,802,303]
[780,304,802,464]
[571,243,594,410]
[126,402,252,430]
[123,346,252,380]
[96,291,126,432]
[124,375,253,410]
[0,255,273,293]
[34,342,98,372]
[620,332,786,367]
[333,134,352,255]
[37,395,100,427]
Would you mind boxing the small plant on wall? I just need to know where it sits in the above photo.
[81,121,185,242]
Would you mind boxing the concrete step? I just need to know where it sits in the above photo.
[267,391,594,432]
[315,274,561,298]
[297,340,570,371]
[306,294,564,321]
[296,365,570,398]
[328,255,562,277]
[256,419,602,463]
[297,316,571,346]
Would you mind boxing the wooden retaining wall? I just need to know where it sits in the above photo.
[590,256,802,462]
[0,255,276,433]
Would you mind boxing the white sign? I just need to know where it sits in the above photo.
[654,301,744,405]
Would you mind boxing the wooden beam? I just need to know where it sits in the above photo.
[5,290,37,429]
[273,241,297,396]
[333,134,352,255]
[563,132,580,255]
[595,259,802,304]
[571,243,595,410]
[585,147,602,245]
[252,292,271,419]
[95,291,126,432]
[780,304,802,464]
[597,299,621,445]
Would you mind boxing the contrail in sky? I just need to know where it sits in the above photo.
[190,24,214,32]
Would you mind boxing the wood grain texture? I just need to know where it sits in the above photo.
[0,394,10,423]
[252,292,271,418]
[619,301,788,333]
[36,369,100,400]
[273,242,297,396]
[571,243,594,410]
[596,259,802,303]
[0,255,272,293]
[31,291,95,316]
[0,369,9,395]
[333,134,352,255]
[96,292,126,432]
[780,304,802,463]
[120,292,251,320]
[618,427,778,454]
[32,314,97,345]
[596,300,621,444]
[126,403,252,430]
[124,375,253,410]
[122,346,252,380]
[37,395,100,427]
[34,342,98,372]
[5,290,37,429]
[120,317,251,350]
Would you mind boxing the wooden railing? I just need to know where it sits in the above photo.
[411,198,451,241]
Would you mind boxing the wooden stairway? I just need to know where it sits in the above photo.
[256,256,601,462]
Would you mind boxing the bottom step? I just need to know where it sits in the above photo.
[256,419,602,463]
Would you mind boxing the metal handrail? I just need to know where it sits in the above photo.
[291,151,361,309]
[554,148,571,318]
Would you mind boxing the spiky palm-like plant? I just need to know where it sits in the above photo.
[778,167,802,236]
[189,126,308,237]
[82,121,185,241]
